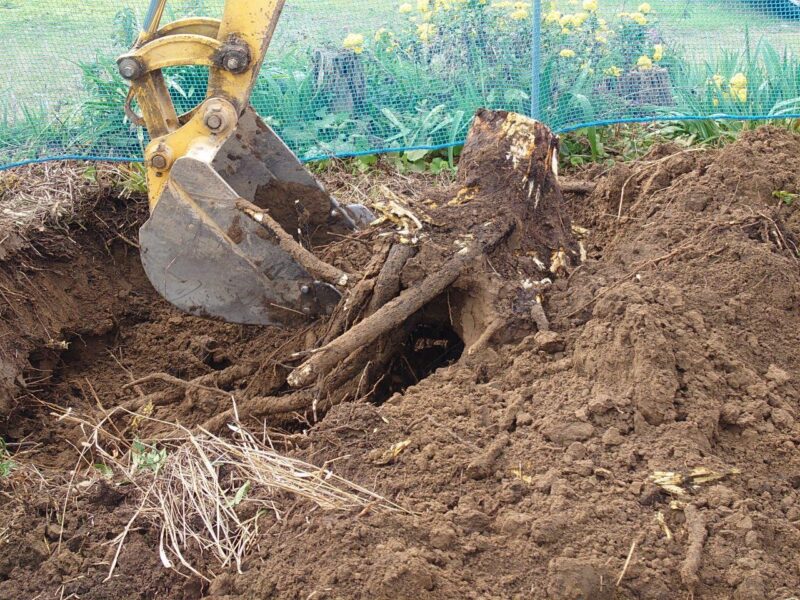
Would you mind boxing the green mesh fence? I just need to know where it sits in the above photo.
[1,0,800,170]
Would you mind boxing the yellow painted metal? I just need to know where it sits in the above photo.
[208,0,286,109]
[152,17,221,41]
[123,0,287,210]
[123,34,221,72]
[121,21,221,129]
[143,98,239,208]
[130,71,178,139]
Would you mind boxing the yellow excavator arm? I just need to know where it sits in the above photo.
[117,0,360,325]
[118,0,282,207]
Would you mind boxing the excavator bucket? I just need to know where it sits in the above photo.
[139,107,357,326]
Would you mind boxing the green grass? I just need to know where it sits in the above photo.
[0,0,396,104]
[1,0,800,165]
[648,0,800,60]
[0,437,14,478]
[0,0,796,104]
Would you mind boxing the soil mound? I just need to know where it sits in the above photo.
[1,126,799,599]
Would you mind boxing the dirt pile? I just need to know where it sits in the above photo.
[1,126,799,599]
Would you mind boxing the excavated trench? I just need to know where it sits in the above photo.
[0,199,470,460]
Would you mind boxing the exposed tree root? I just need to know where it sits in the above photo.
[121,364,257,412]
[237,199,350,287]
[680,503,707,592]
[319,244,391,344]
[288,218,515,389]
[366,244,416,315]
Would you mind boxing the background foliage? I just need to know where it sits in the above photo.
[0,0,799,168]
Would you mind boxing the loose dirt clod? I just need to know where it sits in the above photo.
[1,123,799,599]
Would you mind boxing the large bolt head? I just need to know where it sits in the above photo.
[118,57,142,80]
[224,56,241,71]
[150,154,168,170]
[205,113,223,131]
[218,47,249,74]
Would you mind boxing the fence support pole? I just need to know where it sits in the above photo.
[531,0,542,120]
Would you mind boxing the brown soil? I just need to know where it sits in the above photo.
[1,126,800,599]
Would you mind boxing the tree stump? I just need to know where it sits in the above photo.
[311,49,366,114]
[284,109,580,407]
[454,108,580,271]
[604,66,674,107]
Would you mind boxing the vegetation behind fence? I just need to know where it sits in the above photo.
[1,0,799,169]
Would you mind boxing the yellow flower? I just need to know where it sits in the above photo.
[712,98,720,107]
[652,44,663,61]
[374,27,392,41]
[510,8,529,19]
[544,10,561,23]
[399,3,413,13]
[559,48,576,58]
[557,12,588,28]
[604,65,622,77]
[342,33,365,54]
[417,22,436,42]
[583,0,598,11]
[636,55,653,70]
[730,73,748,102]
[417,0,430,12]
[710,74,725,87]
[730,72,747,89]
[630,11,647,25]
[638,2,651,13]
[595,33,607,44]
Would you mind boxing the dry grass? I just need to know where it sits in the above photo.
[316,158,452,211]
[0,157,442,245]
[0,161,142,239]
[53,401,406,581]
[0,444,62,558]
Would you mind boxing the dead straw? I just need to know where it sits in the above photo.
[616,539,637,587]
[0,161,140,239]
[52,401,406,581]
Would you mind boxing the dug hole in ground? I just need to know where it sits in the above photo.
[0,110,799,599]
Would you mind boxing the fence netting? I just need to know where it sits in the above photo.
[1,0,799,169]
